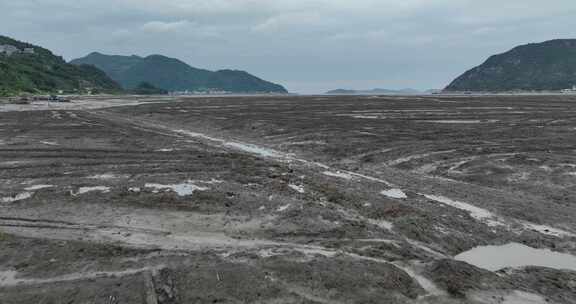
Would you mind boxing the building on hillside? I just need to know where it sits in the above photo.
[561,86,576,94]
[0,44,20,56]
[23,48,35,54]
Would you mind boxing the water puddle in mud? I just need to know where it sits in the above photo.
[1,192,33,203]
[288,184,305,193]
[74,186,110,195]
[175,129,287,158]
[381,189,407,199]
[423,194,494,220]
[0,271,19,286]
[224,142,285,158]
[455,243,576,271]
[24,185,53,191]
[145,183,208,196]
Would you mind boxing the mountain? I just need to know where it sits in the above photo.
[326,88,422,95]
[326,89,358,95]
[445,39,576,92]
[0,35,121,96]
[71,52,288,94]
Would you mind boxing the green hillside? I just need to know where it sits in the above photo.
[446,39,576,92]
[0,35,122,96]
[71,52,288,93]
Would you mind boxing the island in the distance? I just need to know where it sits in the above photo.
[325,88,424,95]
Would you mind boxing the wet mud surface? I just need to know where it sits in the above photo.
[1,95,576,303]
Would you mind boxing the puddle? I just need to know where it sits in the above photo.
[520,222,574,237]
[88,174,126,180]
[74,186,111,195]
[323,171,353,180]
[422,120,492,124]
[352,115,381,119]
[367,218,393,230]
[224,142,285,158]
[381,189,407,199]
[175,129,286,158]
[174,129,222,142]
[0,271,19,286]
[1,192,33,203]
[145,182,208,196]
[40,141,59,146]
[423,194,573,236]
[277,204,292,212]
[195,179,224,185]
[285,140,326,146]
[24,185,53,191]
[423,194,494,221]
[0,161,30,166]
[455,243,576,271]
[288,184,305,193]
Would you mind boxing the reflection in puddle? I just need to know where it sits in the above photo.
[455,243,576,271]
[381,189,407,199]
[145,182,209,196]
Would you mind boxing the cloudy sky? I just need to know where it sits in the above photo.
[2,0,576,93]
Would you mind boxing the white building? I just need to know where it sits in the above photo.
[0,44,20,56]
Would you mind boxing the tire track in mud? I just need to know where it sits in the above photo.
[93,110,576,239]
[3,97,574,302]
[0,108,565,300]
[0,217,170,236]
[0,216,337,259]
[0,266,166,288]
[83,111,456,257]
[0,216,271,251]
[0,216,445,296]
[0,210,445,296]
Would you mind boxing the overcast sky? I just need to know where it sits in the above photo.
[2,0,576,93]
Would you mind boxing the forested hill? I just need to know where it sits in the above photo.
[0,35,121,95]
[445,39,576,92]
[71,52,288,93]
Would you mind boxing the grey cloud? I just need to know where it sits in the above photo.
[2,0,576,93]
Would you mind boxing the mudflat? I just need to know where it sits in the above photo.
[1,94,575,303]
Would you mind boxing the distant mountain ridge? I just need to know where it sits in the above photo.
[0,36,121,95]
[445,39,576,92]
[71,52,288,93]
[326,88,422,95]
